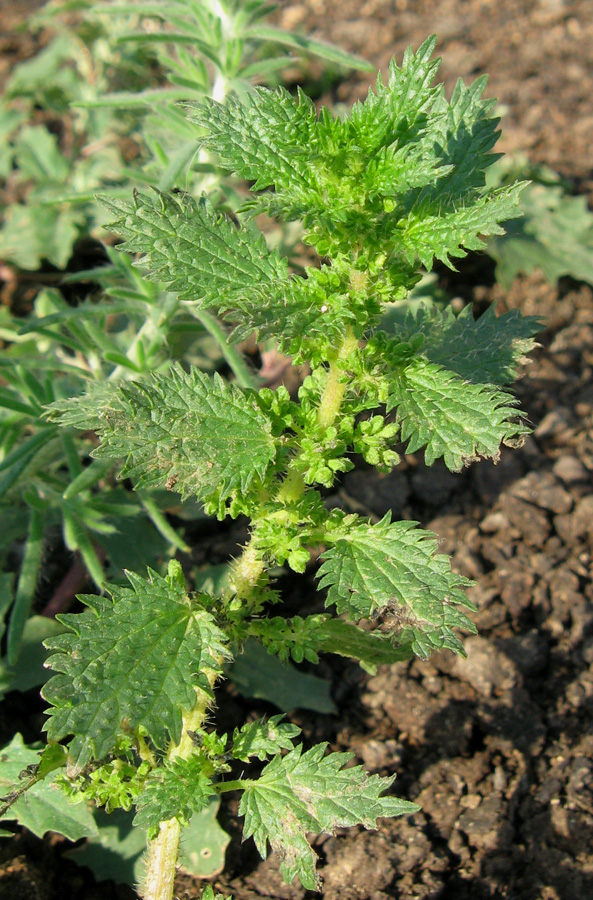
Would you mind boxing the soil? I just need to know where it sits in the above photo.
[1,1,593,899]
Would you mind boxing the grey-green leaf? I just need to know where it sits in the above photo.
[0,734,98,841]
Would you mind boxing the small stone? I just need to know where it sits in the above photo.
[452,635,519,697]
[534,407,573,438]
[509,471,573,514]
[552,455,588,485]
[357,738,402,772]
[499,494,551,546]
[457,795,508,851]
[499,567,535,617]
[480,511,509,533]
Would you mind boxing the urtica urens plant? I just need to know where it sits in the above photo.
[30,36,539,900]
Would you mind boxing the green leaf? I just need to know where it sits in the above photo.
[313,618,414,672]
[0,734,97,841]
[68,807,146,885]
[47,366,277,503]
[198,887,232,900]
[187,87,317,194]
[102,189,325,348]
[386,357,529,469]
[398,182,525,270]
[390,303,540,385]
[246,25,374,72]
[240,743,419,889]
[0,203,82,269]
[427,74,501,199]
[229,638,337,714]
[177,797,230,878]
[7,507,44,665]
[347,35,441,152]
[232,715,301,762]
[318,513,475,658]
[488,182,593,288]
[134,755,216,830]
[101,191,293,312]
[14,126,70,182]
[43,567,230,769]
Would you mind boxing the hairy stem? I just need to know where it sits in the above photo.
[317,329,359,429]
[142,817,181,900]
[228,541,266,602]
[141,678,219,900]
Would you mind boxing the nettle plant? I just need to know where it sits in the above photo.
[10,36,539,900]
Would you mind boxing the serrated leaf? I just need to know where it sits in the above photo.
[347,36,441,153]
[47,366,277,503]
[0,734,97,841]
[42,568,230,770]
[399,183,525,270]
[232,715,301,762]
[100,190,323,345]
[134,754,216,830]
[102,191,293,310]
[187,36,523,272]
[391,303,540,385]
[318,514,475,658]
[427,74,501,199]
[386,357,529,470]
[187,87,318,194]
[240,743,419,889]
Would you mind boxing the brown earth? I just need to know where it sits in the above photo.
[1,1,593,899]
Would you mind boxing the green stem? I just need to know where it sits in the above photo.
[141,678,219,900]
[227,541,266,603]
[317,328,359,430]
[141,817,181,900]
